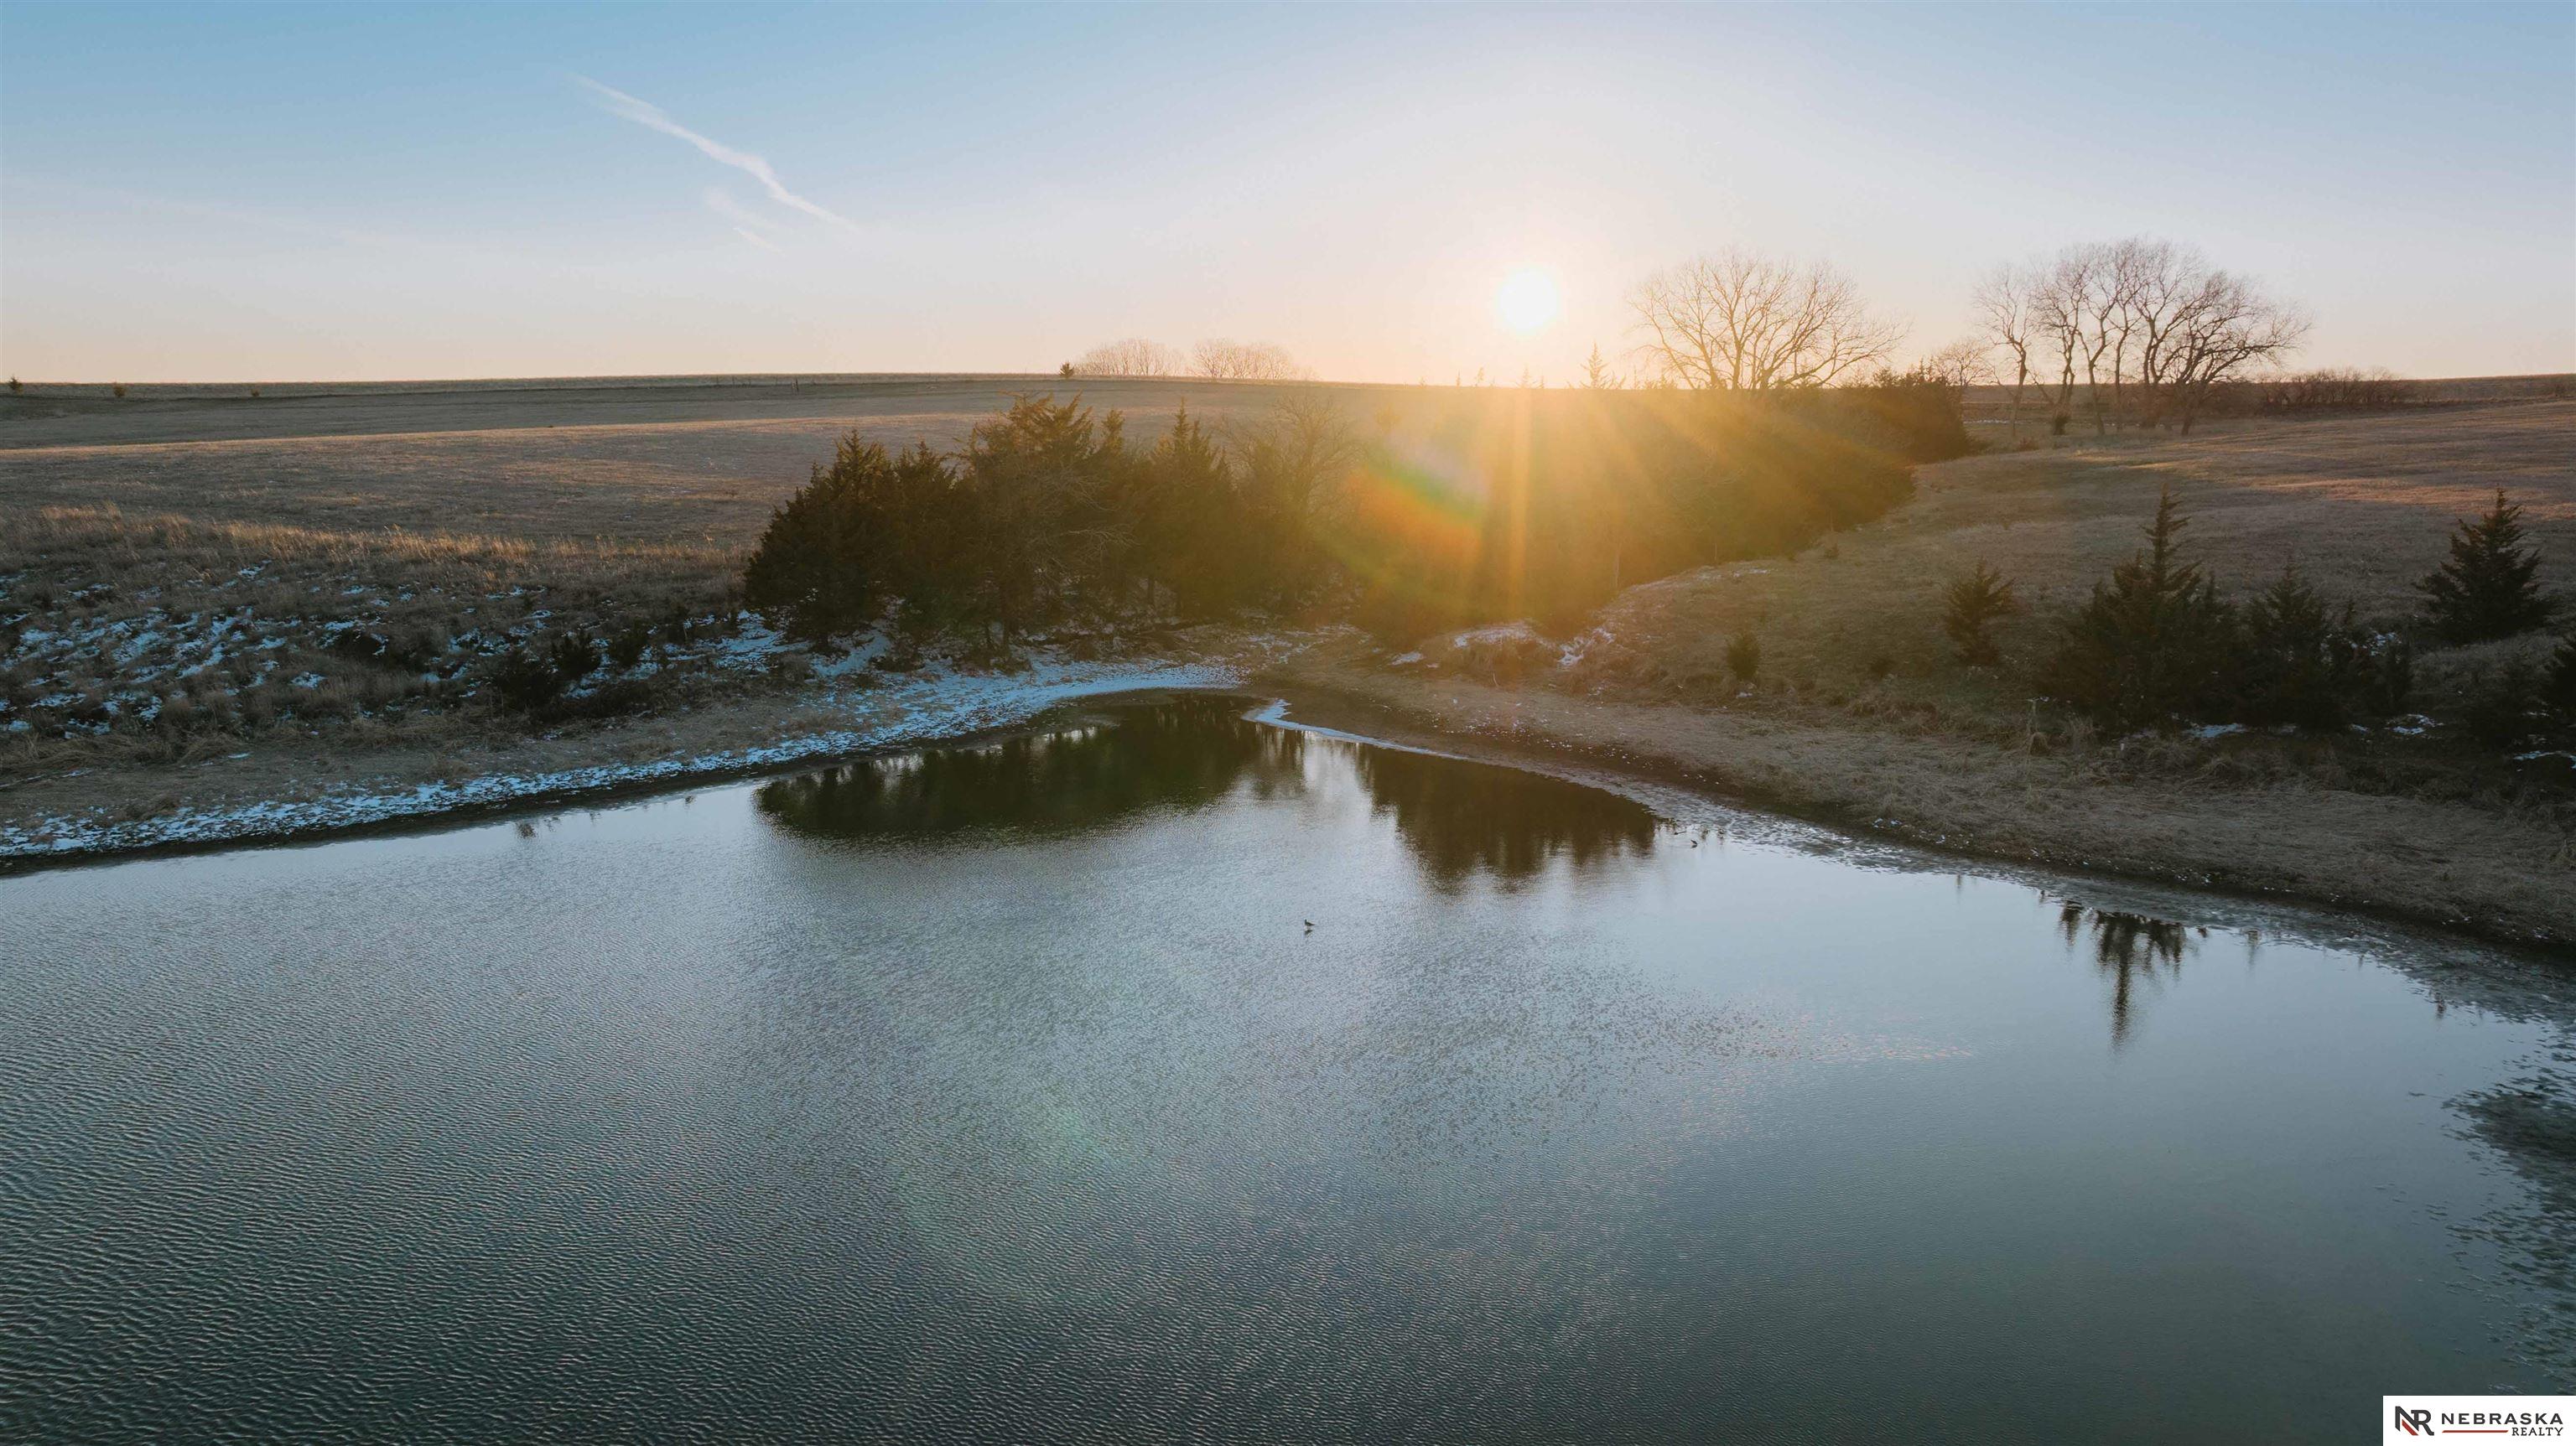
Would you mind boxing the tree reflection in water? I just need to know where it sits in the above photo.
[1349,744,1656,889]
[756,695,1658,887]
[2059,900,2199,1047]
[755,696,1302,839]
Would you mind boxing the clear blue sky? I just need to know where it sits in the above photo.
[4,2,2569,382]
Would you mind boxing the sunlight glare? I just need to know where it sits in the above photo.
[1496,268,1561,335]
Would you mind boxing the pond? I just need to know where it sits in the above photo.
[3,694,2569,1442]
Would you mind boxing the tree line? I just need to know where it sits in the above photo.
[1615,237,2330,438]
[1970,238,2308,436]
[1067,338,1311,381]
[743,394,1354,651]
[740,381,1971,653]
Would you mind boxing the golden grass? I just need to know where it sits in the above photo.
[1270,661,2576,946]
[0,376,1367,827]
[6,381,2572,941]
[1571,402,2576,713]
[1273,401,2576,946]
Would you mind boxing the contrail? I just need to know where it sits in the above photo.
[574,75,863,236]
[704,186,783,251]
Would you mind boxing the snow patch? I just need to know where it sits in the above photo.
[1,654,1268,863]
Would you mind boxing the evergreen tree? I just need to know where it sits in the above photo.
[741,436,900,639]
[2463,660,2544,748]
[2051,487,2236,728]
[2362,635,2415,718]
[2236,562,2369,729]
[2419,490,2553,643]
[2545,634,2576,719]
[960,394,1123,645]
[872,442,973,640]
[1940,561,2021,666]
[489,645,566,712]
[1133,405,1240,620]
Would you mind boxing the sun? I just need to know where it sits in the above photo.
[1496,268,1561,334]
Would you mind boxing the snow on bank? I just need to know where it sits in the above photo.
[0,653,1261,864]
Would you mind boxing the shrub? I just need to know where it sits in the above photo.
[2050,487,2235,729]
[605,622,652,670]
[1829,371,1976,464]
[1724,630,1762,682]
[2420,490,2553,643]
[2258,368,2415,414]
[1941,561,2021,666]
[548,677,655,723]
[110,382,128,399]
[2363,635,2416,717]
[489,648,564,712]
[2463,661,2544,749]
[325,630,389,666]
[2531,633,2576,731]
[2232,562,2373,730]
[6,377,18,394]
[548,628,600,682]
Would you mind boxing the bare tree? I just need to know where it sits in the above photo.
[2127,255,2308,433]
[2038,244,2121,433]
[1971,263,2039,438]
[1190,339,1311,381]
[1627,248,1905,390]
[2031,251,2086,428]
[2004,237,2307,436]
[1918,338,1996,391]
[1073,338,1180,377]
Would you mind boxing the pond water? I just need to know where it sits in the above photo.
[3,695,2571,1442]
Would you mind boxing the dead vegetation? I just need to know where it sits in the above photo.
[1291,401,2576,946]
[5,381,2573,940]
[0,378,1391,844]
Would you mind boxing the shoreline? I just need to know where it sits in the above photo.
[8,642,2568,967]
[1250,653,2576,958]
[0,656,1253,873]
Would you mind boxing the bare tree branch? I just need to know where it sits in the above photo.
[1072,338,1180,377]
[1627,249,1904,391]
[1189,339,1311,381]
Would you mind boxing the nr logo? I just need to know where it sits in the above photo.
[2393,1404,2436,1435]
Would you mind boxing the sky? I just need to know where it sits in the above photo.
[3,2,2571,384]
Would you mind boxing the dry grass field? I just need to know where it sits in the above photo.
[6,377,2573,941]
[1576,401,2576,707]
[0,376,1408,848]
[1275,398,2576,945]
[0,377,1389,773]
